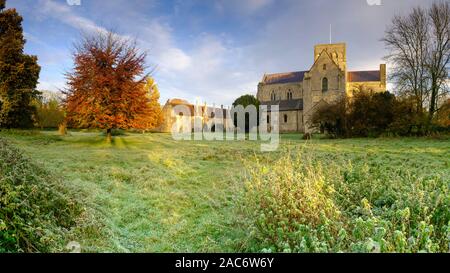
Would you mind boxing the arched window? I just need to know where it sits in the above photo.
[287,90,293,100]
[210,111,215,118]
[323,64,327,70]
[271,91,276,101]
[284,114,288,123]
[322,77,328,92]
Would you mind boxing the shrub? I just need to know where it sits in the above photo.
[241,149,450,253]
[310,91,439,138]
[348,91,396,137]
[310,97,348,138]
[0,138,80,252]
[242,152,344,252]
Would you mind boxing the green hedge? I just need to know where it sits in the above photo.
[0,138,80,252]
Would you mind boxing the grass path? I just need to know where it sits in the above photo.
[1,131,449,252]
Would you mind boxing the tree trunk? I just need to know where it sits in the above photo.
[106,128,112,142]
[427,81,438,134]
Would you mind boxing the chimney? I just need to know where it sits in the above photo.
[380,64,387,86]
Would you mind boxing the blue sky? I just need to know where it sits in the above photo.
[7,0,437,105]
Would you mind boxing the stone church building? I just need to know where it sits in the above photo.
[257,43,387,133]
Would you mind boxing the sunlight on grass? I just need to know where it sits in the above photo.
[0,130,448,252]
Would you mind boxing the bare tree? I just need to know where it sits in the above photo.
[427,1,450,123]
[383,1,450,130]
[383,7,429,114]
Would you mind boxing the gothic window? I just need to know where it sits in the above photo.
[271,91,276,101]
[287,90,293,100]
[284,114,288,123]
[322,77,328,92]
[323,64,327,70]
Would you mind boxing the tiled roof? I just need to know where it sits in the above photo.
[260,99,304,111]
[262,71,307,85]
[348,70,380,82]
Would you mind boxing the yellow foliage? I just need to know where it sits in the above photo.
[132,77,164,130]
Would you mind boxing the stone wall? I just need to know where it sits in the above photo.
[257,82,303,102]
[278,110,304,132]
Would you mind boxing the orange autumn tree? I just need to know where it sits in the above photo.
[64,31,159,140]
[130,77,163,131]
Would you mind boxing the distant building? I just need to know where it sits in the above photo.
[160,99,234,133]
[257,43,387,133]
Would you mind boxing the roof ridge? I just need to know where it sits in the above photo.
[348,70,380,73]
[265,70,308,75]
[262,71,308,85]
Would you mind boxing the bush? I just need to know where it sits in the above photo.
[241,150,450,253]
[242,153,343,252]
[348,91,396,137]
[310,91,440,138]
[0,138,80,252]
[310,97,348,138]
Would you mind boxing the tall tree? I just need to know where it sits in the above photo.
[0,0,41,128]
[383,1,450,130]
[427,1,450,124]
[382,6,429,114]
[65,31,157,141]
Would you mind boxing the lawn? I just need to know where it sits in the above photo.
[0,130,449,252]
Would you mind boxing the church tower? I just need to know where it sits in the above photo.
[314,43,346,72]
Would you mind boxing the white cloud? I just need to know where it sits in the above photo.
[153,34,261,105]
[38,0,107,34]
[158,48,192,72]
